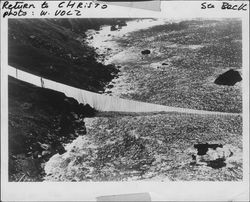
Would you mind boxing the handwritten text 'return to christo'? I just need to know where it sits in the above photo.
[1,1,108,18]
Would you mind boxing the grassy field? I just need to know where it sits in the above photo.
[45,112,242,181]
[108,19,242,113]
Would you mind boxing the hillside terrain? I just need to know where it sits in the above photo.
[8,19,127,92]
[9,77,96,181]
[8,19,126,181]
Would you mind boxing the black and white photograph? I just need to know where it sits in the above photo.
[8,17,243,182]
[1,0,249,201]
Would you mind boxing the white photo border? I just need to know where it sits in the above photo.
[1,1,249,201]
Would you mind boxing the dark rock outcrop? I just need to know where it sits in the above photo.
[106,84,114,89]
[194,143,223,156]
[215,69,242,86]
[110,25,118,31]
[78,103,96,117]
[141,49,151,55]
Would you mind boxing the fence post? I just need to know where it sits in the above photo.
[41,77,44,88]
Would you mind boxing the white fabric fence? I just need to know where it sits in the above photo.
[8,65,239,116]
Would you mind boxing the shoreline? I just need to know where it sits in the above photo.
[85,19,168,95]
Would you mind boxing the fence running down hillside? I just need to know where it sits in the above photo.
[8,65,240,116]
